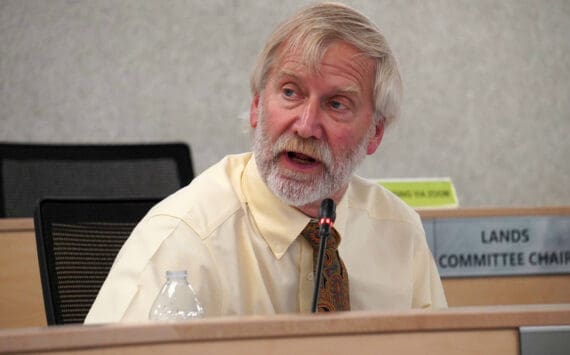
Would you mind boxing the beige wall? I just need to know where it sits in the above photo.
[1,0,569,207]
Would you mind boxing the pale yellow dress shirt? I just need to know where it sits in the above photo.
[84,153,446,324]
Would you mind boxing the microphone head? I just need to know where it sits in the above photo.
[319,198,336,222]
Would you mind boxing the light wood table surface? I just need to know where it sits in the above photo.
[1,304,569,354]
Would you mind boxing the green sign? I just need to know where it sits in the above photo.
[378,178,458,209]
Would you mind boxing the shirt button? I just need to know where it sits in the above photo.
[307,272,314,281]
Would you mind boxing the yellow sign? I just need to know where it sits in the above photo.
[377,178,458,209]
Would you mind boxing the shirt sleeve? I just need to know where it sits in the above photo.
[411,233,448,309]
[84,214,221,324]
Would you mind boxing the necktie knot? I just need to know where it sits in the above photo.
[301,220,341,250]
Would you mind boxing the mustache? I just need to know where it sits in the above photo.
[272,134,333,166]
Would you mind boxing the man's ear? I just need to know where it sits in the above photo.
[250,94,260,128]
[366,121,384,155]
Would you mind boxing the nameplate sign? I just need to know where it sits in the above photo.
[422,215,570,277]
[377,178,458,209]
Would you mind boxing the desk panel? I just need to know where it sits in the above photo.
[2,305,569,354]
[43,330,516,355]
[0,218,46,328]
[443,275,570,306]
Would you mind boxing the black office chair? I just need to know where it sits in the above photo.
[34,198,159,325]
[0,143,194,217]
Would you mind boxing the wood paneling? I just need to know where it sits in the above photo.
[2,305,569,354]
[0,218,46,328]
[443,275,570,307]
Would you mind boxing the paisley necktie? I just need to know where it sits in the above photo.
[301,220,350,311]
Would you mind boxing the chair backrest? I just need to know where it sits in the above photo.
[0,143,194,217]
[34,198,159,325]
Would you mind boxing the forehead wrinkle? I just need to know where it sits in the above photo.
[324,54,373,90]
[276,68,303,83]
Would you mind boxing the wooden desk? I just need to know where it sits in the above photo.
[1,305,569,354]
[0,218,46,329]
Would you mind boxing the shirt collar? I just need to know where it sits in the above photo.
[242,154,350,259]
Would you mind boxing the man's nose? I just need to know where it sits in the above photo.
[292,99,323,139]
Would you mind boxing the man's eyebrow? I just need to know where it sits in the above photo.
[336,84,361,96]
[275,69,362,96]
[275,69,302,83]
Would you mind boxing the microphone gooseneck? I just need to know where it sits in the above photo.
[310,198,336,313]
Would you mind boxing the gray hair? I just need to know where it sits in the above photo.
[250,2,403,126]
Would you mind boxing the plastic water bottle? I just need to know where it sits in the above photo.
[148,270,204,321]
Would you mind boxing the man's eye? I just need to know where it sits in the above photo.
[330,100,347,110]
[283,88,295,97]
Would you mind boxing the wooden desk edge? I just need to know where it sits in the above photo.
[418,206,570,218]
[2,304,570,353]
[0,218,34,231]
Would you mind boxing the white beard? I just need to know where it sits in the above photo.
[252,102,372,207]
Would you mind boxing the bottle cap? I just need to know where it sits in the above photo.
[166,270,187,279]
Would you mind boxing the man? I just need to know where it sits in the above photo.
[85,2,446,324]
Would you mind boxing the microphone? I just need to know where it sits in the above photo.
[310,198,336,313]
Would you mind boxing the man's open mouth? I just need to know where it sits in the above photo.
[286,151,319,165]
